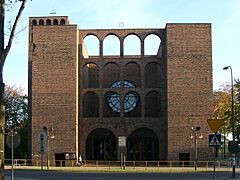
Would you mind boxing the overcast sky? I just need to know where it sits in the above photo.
[3,0,240,92]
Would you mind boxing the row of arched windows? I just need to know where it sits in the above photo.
[83,91,162,118]
[32,19,66,26]
[83,61,161,88]
[83,34,161,56]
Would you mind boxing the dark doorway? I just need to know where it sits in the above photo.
[127,128,158,161]
[86,128,117,160]
[179,153,190,166]
[55,153,66,167]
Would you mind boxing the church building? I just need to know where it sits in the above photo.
[28,16,213,164]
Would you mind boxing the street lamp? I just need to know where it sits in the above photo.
[238,94,240,133]
[223,65,236,178]
[190,126,203,171]
[238,93,240,124]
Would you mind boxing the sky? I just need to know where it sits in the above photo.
[3,0,240,92]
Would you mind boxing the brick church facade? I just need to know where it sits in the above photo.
[28,16,213,164]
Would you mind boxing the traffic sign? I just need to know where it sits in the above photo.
[38,132,47,142]
[118,136,126,147]
[209,134,222,147]
[207,119,224,133]
[228,141,240,154]
[38,132,47,153]
[6,133,21,149]
[39,142,46,153]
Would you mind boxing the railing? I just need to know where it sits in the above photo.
[5,159,31,166]
[4,159,233,171]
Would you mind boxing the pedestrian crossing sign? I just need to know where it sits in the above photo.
[209,134,222,147]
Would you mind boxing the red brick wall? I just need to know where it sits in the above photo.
[166,23,213,160]
[29,17,79,162]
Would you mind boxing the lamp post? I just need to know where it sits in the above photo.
[238,93,240,126]
[238,94,240,134]
[191,126,202,171]
[223,66,236,178]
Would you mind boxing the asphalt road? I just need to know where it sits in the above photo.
[4,170,240,180]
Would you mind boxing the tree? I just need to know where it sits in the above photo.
[4,85,28,159]
[213,80,240,158]
[4,85,27,129]
[234,79,240,140]
[213,84,232,158]
[213,84,232,133]
[0,0,28,179]
[214,81,240,133]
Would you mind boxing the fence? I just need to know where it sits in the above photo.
[4,159,232,171]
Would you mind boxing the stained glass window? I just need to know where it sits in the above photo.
[106,80,139,113]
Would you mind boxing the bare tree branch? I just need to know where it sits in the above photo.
[1,0,27,67]
[14,25,26,36]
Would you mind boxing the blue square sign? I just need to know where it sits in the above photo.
[209,134,222,147]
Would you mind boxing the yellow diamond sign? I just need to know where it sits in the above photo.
[207,119,224,134]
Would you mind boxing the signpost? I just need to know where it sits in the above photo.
[118,136,126,169]
[207,119,224,180]
[38,132,47,180]
[228,141,239,154]
[6,130,19,180]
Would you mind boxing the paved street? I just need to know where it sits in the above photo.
[4,169,240,180]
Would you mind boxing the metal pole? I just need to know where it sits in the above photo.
[41,151,43,180]
[195,129,197,171]
[47,131,49,170]
[223,66,235,178]
[213,146,218,180]
[230,66,236,178]
[120,152,123,170]
[238,94,240,139]
[223,121,226,159]
[40,134,44,180]
[11,130,14,180]
[123,155,126,170]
